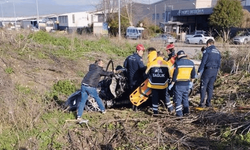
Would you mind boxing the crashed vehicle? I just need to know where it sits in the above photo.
[65,58,201,112]
[65,60,130,112]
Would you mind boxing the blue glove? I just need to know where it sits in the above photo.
[189,82,193,89]
[168,84,174,90]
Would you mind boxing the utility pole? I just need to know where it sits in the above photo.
[155,4,156,33]
[130,0,132,26]
[104,0,106,22]
[118,0,121,39]
[36,0,40,30]
[12,1,16,28]
[164,4,166,22]
[1,3,3,18]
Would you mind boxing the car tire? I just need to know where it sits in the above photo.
[244,39,247,45]
[186,40,190,44]
[199,40,203,45]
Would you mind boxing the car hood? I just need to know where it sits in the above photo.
[234,36,247,39]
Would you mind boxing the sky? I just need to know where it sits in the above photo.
[0,0,161,18]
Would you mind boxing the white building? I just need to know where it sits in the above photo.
[58,12,98,30]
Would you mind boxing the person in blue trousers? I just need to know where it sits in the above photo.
[124,44,146,111]
[145,51,171,115]
[197,39,221,107]
[168,50,196,117]
[77,59,113,123]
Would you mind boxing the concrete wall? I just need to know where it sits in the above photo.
[195,0,213,8]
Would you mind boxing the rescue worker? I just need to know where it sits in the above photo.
[165,43,177,98]
[146,51,171,114]
[77,59,114,123]
[197,39,221,107]
[146,47,157,68]
[168,50,196,117]
[166,42,175,61]
[123,44,146,93]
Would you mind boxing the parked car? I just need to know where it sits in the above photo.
[185,30,206,40]
[150,34,177,43]
[186,34,214,44]
[233,32,250,44]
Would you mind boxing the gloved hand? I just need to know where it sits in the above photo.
[168,84,174,90]
[195,73,198,79]
[189,82,193,89]
[196,70,203,79]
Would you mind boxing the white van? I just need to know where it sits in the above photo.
[126,26,144,39]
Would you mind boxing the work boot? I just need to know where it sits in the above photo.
[206,104,212,107]
[109,77,117,98]
[169,110,175,115]
[132,105,138,112]
[153,110,159,114]
[77,117,89,124]
[199,104,205,108]
[101,110,106,114]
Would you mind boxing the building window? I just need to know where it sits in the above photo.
[156,13,159,20]
[152,14,155,20]
[162,13,165,20]
[72,14,75,23]
[59,16,68,23]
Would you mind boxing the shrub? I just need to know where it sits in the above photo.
[52,80,76,96]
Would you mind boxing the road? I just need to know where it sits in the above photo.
[170,42,239,58]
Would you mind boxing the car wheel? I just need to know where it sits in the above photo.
[85,97,101,112]
[186,40,190,44]
[199,40,203,45]
[244,39,247,44]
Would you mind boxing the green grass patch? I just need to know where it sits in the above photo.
[5,67,14,74]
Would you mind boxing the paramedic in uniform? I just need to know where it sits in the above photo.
[168,50,196,117]
[197,39,221,107]
[146,51,171,114]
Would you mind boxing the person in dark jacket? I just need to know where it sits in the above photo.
[197,39,221,107]
[123,44,146,93]
[77,59,113,123]
[168,50,196,117]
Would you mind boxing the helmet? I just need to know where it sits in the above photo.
[177,50,185,56]
[136,44,145,51]
[166,43,174,50]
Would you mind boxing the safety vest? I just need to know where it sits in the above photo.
[146,57,170,89]
[175,58,194,81]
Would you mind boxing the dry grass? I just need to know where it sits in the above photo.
[1,29,250,149]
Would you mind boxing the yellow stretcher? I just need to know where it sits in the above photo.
[130,79,152,106]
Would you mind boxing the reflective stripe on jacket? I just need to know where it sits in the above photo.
[172,56,196,84]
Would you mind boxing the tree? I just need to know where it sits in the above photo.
[107,10,130,37]
[209,0,243,42]
[240,9,250,28]
[96,0,132,36]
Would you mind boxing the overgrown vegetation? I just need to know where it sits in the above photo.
[1,29,250,149]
